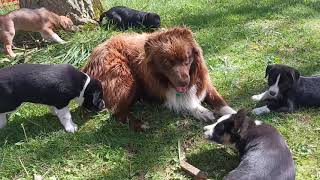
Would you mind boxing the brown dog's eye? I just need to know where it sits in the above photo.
[163,59,173,67]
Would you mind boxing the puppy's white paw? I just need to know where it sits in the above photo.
[64,122,78,133]
[252,106,270,115]
[219,106,236,115]
[251,94,262,101]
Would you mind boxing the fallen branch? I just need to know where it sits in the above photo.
[178,140,208,180]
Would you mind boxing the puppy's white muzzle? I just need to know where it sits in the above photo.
[203,114,232,139]
[203,124,214,139]
[268,74,281,97]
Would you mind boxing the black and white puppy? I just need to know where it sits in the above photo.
[204,109,295,180]
[251,64,320,115]
[99,6,161,30]
[0,64,105,132]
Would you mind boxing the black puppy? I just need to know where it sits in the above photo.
[0,64,105,132]
[252,64,320,115]
[99,6,161,30]
[204,109,295,180]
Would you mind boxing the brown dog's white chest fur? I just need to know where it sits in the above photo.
[165,85,215,121]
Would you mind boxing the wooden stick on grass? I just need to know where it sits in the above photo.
[178,140,208,180]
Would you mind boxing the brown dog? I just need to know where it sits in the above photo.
[0,8,74,57]
[83,27,236,129]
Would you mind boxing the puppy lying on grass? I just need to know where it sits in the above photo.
[204,109,295,180]
[252,64,320,115]
[99,6,160,30]
[0,8,75,57]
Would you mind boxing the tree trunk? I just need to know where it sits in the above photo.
[18,0,104,25]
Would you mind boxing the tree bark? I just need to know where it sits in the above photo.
[18,0,104,25]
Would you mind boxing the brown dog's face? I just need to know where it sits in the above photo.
[59,16,75,31]
[145,28,200,93]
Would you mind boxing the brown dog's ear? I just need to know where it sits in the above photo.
[189,45,204,85]
[168,27,193,40]
[144,38,157,62]
[265,64,274,78]
[232,109,249,135]
[191,46,201,67]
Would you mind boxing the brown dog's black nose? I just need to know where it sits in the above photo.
[178,81,189,87]
[179,72,190,84]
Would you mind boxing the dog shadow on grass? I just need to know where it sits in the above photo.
[0,104,95,145]
[0,101,218,179]
[186,147,239,179]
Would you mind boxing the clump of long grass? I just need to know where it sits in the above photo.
[12,26,117,68]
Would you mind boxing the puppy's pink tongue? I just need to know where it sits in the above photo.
[175,86,188,93]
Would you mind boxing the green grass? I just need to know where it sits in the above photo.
[1,0,320,179]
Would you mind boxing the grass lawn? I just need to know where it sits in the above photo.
[1,0,320,179]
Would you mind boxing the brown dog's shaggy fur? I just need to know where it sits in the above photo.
[0,8,75,57]
[83,27,236,129]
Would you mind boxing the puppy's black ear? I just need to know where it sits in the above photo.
[232,109,249,135]
[291,68,300,82]
[145,12,151,18]
[93,92,100,104]
[265,65,273,78]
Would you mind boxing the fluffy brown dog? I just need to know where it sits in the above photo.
[0,8,74,57]
[83,27,236,128]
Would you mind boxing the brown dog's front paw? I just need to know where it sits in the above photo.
[129,118,150,132]
[117,113,150,132]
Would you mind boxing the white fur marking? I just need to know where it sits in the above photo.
[75,73,91,106]
[252,105,271,115]
[219,105,236,115]
[203,114,232,138]
[268,74,281,97]
[54,107,78,133]
[51,33,66,44]
[251,91,268,101]
[165,86,215,121]
[254,120,263,126]
[198,89,207,102]
[0,113,7,129]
